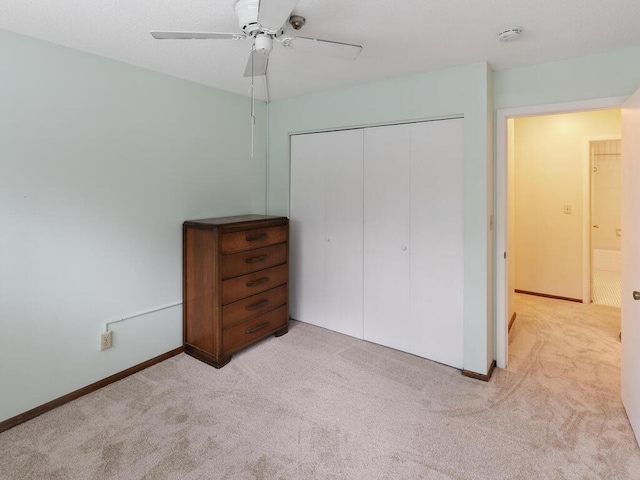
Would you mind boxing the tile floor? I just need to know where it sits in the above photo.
[592,269,622,308]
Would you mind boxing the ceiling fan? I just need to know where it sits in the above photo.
[150,0,363,78]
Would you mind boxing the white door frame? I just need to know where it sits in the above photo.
[495,96,626,368]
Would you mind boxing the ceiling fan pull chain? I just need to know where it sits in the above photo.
[250,49,255,160]
[264,72,270,104]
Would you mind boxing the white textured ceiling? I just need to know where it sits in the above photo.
[2,0,640,101]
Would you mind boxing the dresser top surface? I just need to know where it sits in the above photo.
[184,215,288,229]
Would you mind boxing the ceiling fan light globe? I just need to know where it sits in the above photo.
[254,33,273,54]
[289,15,306,30]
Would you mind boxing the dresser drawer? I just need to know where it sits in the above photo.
[222,285,288,328]
[221,243,287,279]
[221,224,288,254]
[222,305,288,353]
[222,264,288,305]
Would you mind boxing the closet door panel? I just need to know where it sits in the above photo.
[408,119,464,368]
[323,129,364,338]
[290,129,364,338]
[363,125,411,351]
[290,133,326,327]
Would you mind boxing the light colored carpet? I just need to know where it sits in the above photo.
[592,269,622,308]
[1,294,638,479]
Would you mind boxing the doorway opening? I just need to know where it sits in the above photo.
[589,138,622,308]
[495,96,627,368]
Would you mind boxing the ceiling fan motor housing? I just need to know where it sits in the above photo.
[235,0,259,34]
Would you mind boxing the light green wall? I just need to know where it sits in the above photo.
[485,65,495,369]
[268,62,494,375]
[0,29,267,423]
[6,26,638,423]
[494,45,640,110]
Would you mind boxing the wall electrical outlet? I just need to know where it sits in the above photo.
[100,331,113,350]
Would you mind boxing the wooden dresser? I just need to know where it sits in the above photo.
[183,215,289,368]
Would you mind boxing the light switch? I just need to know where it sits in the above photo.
[564,205,571,214]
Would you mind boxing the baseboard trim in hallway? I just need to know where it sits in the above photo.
[508,312,517,332]
[0,346,184,434]
[515,289,582,303]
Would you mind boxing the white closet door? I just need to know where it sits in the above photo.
[322,129,364,337]
[409,119,464,368]
[290,129,364,338]
[290,133,326,327]
[363,125,411,351]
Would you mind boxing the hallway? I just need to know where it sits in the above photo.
[506,293,635,476]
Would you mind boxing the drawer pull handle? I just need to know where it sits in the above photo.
[246,299,269,311]
[245,255,267,264]
[245,321,268,334]
[246,233,268,242]
[246,277,269,287]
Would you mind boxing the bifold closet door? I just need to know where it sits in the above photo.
[363,124,411,352]
[290,129,364,338]
[408,119,464,369]
[363,119,463,368]
[290,133,325,328]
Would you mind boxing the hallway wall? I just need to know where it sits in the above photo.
[513,109,620,300]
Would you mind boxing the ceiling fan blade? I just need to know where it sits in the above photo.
[287,36,362,61]
[258,0,301,32]
[150,31,245,40]
[243,49,269,77]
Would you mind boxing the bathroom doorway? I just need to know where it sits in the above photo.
[590,138,622,308]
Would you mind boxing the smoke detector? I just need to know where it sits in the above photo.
[498,27,523,42]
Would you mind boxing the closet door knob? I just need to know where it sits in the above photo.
[325,237,331,243]
[401,245,407,251]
